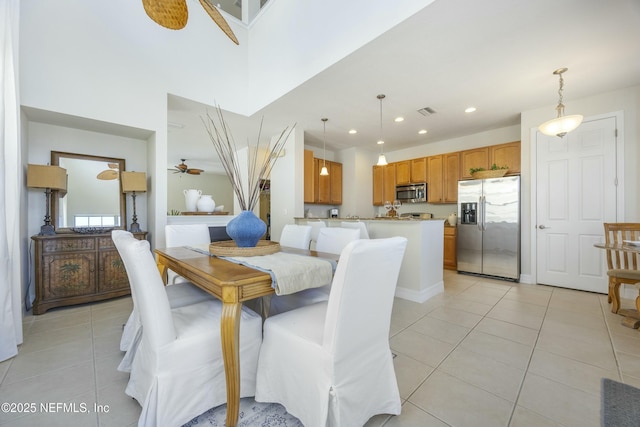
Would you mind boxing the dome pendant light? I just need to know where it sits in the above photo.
[376,94,388,166]
[320,118,329,176]
[538,68,583,138]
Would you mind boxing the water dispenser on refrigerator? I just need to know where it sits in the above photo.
[460,202,477,225]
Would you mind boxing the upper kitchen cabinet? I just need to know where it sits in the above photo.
[395,158,427,185]
[395,161,411,185]
[311,157,343,205]
[304,149,315,203]
[329,161,342,204]
[459,147,489,179]
[411,157,427,183]
[427,152,459,203]
[372,163,396,206]
[490,141,521,175]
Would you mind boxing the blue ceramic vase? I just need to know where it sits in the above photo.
[226,210,267,247]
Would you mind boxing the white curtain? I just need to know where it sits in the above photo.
[0,0,23,362]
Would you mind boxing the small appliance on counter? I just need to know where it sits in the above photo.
[328,208,339,218]
[399,212,433,219]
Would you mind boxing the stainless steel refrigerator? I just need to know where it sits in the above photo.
[457,176,520,281]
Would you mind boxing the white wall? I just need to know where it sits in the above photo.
[167,173,233,214]
[270,127,305,242]
[247,0,435,113]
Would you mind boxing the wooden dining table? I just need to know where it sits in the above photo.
[154,245,337,427]
[594,242,640,328]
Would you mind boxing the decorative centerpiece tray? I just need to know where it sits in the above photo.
[209,240,280,257]
[471,169,508,179]
[182,211,229,215]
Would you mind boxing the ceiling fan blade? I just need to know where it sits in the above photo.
[187,169,204,175]
[198,0,239,45]
[97,170,119,180]
[142,0,188,30]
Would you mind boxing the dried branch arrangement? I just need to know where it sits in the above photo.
[202,107,295,211]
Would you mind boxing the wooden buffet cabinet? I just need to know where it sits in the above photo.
[31,232,147,314]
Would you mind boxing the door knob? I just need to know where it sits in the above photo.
[538,225,550,229]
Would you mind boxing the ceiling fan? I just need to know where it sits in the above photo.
[172,159,204,175]
[142,0,239,45]
[97,163,120,180]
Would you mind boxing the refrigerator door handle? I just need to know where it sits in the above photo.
[480,195,486,231]
[476,196,481,230]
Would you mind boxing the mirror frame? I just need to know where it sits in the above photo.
[51,151,127,232]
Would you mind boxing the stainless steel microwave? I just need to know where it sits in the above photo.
[395,183,427,203]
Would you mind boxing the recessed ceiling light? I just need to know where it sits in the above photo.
[465,107,477,113]
[377,140,384,145]
[348,129,357,134]
[394,117,404,122]
[418,129,428,135]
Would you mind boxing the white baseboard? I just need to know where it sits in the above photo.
[395,281,444,303]
[519,274,534,284]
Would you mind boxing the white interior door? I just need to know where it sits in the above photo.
[535,117,618,293]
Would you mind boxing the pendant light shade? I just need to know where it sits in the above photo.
[376,94,388,166]
[320,118,329,176]
[538,68,583,138]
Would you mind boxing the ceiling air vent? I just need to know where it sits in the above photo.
[417,107,437,116]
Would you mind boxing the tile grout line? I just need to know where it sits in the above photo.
[90,307,101,427]
[599,295,626,383]
[397,279,515,426]
[505,285,553,427]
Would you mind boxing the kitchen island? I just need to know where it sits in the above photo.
[295,217,444,303]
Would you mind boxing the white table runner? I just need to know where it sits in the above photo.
[186,245,335,295]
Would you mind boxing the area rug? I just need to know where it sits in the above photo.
[601,378,640,427]
[184,397,303,427]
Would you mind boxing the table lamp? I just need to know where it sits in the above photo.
[121,171,147,233]
[27,164,67,235]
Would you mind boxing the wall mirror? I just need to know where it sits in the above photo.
[51,151,126,231]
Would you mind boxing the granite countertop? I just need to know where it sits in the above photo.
[296,217,446,221]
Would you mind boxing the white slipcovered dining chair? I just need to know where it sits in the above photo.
[278,224,312,249]
[165,223,212,284]
[340,221,370,239]
[315,226,361,254]
[256,237,408,427]
[112,230,262,427]
[307,220,327,250]
[118,224,213,366]
[268,227,360,316]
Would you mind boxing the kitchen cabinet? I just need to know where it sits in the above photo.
[411,157,427,183]
[31,232,147,314]
[396,158,426,185]
[490,141,521,174]
[459,147,489,179]
[372,163,396,206]
[427,152,459,203]
[304,149,315,203]
[329,161,342,204]
[314,158,342,205]
[395,161,411,185]
[443,226,457,270]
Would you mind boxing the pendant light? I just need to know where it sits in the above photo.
[538,68,583,138]
[376,94,388,166]
[320,118,329,176]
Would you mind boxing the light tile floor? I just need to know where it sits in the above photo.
[1,271,640,427]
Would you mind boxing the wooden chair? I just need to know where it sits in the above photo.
[603,223,640,314]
